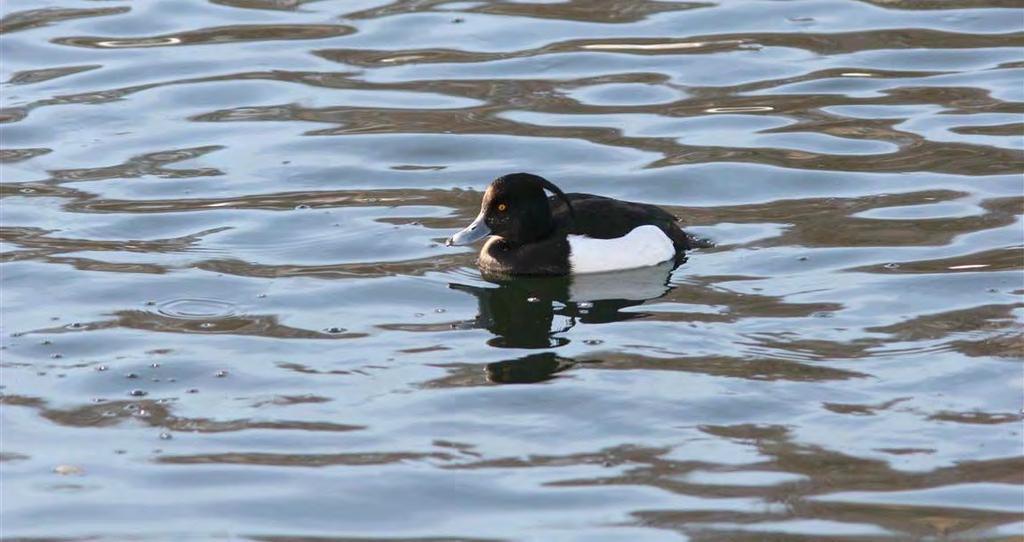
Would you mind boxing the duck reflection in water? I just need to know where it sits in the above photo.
[450,260,681,381]
[484,353,579,384]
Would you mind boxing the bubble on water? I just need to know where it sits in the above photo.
[125,372,139,379]
[41,340,52,345]
[706,106,774,113]
[159,432,172,440]
[150,363,160,368]
[435,308,446,313]
[128,389,148,397]
[214,370,228,378]
[96,365,108,371]
[884,263,900,269]
[325,327,346,334]
[527,297,540,303]
[199,322,216,329]
[186,388,199,394]
[51,353,63,359]
[156,298,237,320]
[145,301,156,306]
[53,464,83,476]
[578,302,594,309]
[580,309,590,315]
[95,36,182,48]
[295,204,311,210]
[137,409,149,417]
[19,188,35,194]
[68,322,83,329]
[257,294,267,298]
[584,339,604,346]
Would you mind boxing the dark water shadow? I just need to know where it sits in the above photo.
[483,352,581,384]
[434,262,681,386]
[449,260,679,349]
[423,352,587,388]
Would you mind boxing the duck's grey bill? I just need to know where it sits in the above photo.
[446,214,490,246]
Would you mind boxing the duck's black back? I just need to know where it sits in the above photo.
[552,193,693,250]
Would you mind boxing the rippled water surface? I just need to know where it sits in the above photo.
[2,0,1023,540]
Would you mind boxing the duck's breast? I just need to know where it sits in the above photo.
[567,225,675,274]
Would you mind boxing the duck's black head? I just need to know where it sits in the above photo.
[446,173,574,246]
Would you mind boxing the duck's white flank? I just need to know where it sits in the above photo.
[567,225,675,274]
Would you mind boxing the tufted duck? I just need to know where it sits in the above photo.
[446,173,706,275]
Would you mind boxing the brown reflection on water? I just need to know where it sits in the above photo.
[53,24,355,49]
[156,450,454,467]
[0,6,130,35]
[346,0,711,23]
[422,351,866,390]
[7,396,364,434]
[24,311,368,340]
[7,64,101,85]
[1,226,227,259]
[60,187,478,214]
[0,148,51,162]
[197,253,475,280]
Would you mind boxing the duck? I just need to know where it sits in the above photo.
[446,172,707,275]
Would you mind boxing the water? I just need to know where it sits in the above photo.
[2,0,1022,539]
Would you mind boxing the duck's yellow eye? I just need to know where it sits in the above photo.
[497,203,508,211]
